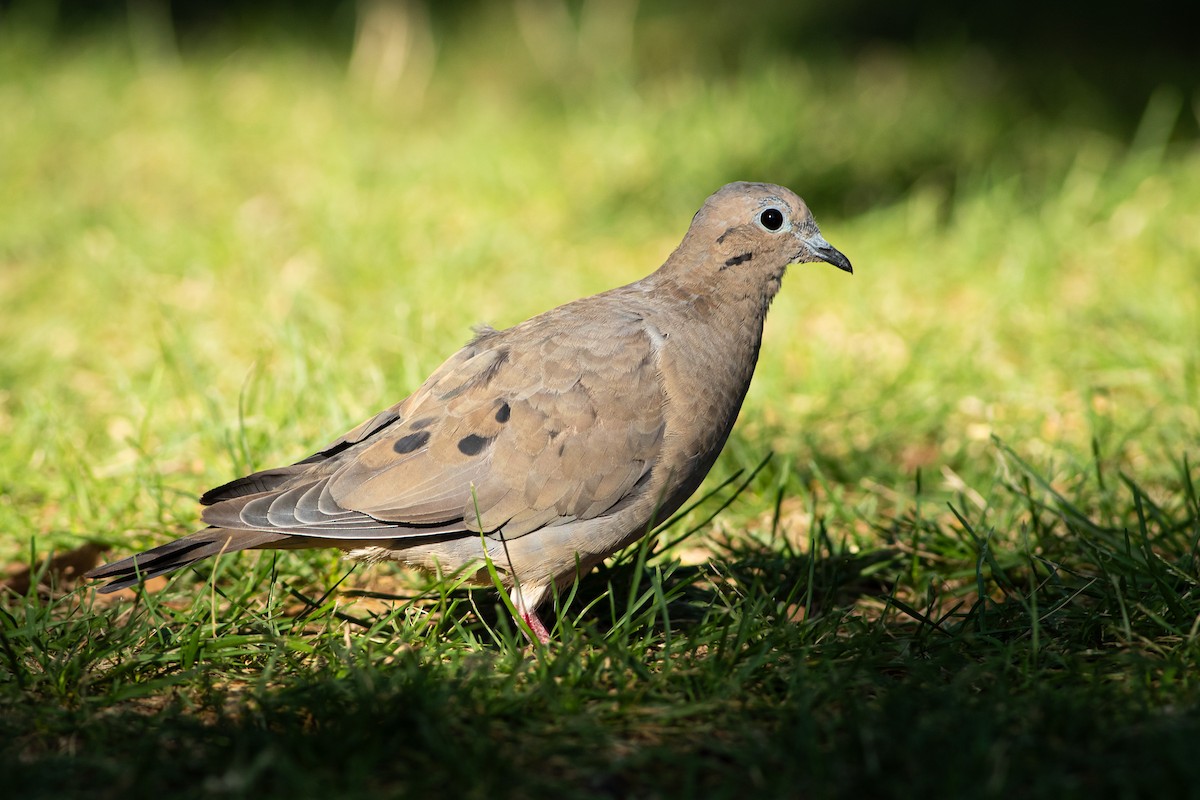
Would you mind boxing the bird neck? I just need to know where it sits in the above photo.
[645,252,781,363]
[642,258,776,445]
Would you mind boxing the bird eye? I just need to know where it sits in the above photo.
[759,208,784,231]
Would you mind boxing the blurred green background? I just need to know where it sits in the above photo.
[0,0,1197,560]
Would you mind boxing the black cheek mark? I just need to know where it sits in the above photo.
[723,252,754,268]
[716,227,735,244]
[393,430,431,454]
[495,402,511,423]
[457,433,492,456]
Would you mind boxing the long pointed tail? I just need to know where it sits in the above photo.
[84,528,289,593]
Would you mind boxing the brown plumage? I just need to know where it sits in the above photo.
[86,182,852,642]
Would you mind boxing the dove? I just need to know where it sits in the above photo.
[86,181,852,642]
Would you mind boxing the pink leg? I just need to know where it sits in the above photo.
[521,609,552,644]
[510,584,552,643]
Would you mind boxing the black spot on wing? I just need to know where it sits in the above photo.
[723,252,753,269]
[495,402,511,423]
[457,433,493,456]
[393,430,431,454]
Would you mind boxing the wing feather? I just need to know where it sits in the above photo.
[196,308,667,543]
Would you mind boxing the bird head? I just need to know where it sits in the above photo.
[691,182,852,278]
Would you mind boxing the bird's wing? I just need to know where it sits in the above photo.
[201,310,668,540]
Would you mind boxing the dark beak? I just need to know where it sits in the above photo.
[802,232,853,274]
[815,244,852,273]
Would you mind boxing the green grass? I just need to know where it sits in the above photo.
[2,10,1199,799]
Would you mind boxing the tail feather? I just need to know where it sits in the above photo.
[84,528,291,593]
